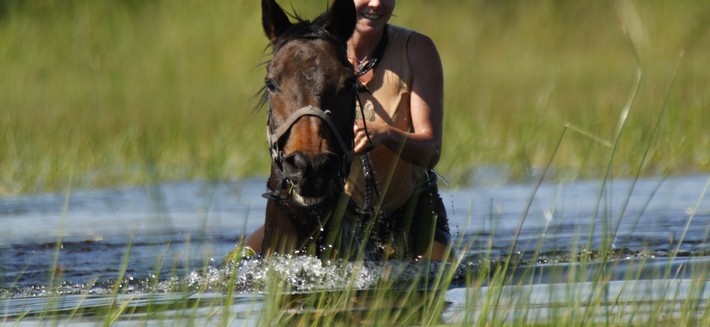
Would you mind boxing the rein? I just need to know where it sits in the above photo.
[352,25,390,215]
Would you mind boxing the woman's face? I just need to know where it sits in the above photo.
[352,0,395,33]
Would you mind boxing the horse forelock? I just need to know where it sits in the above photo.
[275,23,348,60]
[254,21,350,115]
[256,23,354,125]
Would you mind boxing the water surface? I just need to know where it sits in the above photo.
[1,175,708,324]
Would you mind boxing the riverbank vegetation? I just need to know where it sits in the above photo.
[1,0,708,195]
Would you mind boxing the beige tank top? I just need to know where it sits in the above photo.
[345,25,427,212]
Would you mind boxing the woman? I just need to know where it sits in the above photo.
[345,0,450,260]
[246,0,451,260]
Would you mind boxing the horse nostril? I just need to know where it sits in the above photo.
[316,152,341,177]
[283,152,340,181]
[284,152,308,173]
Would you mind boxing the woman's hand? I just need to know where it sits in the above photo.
[353,120,390,154]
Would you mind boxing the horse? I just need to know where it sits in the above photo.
[258,0,363,259]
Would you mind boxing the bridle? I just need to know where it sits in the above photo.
[267,105,354,165]
[264,104,355,201]
[261,28,380,218]
[261,57,389,258]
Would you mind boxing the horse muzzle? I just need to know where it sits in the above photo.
[282,151,342,207]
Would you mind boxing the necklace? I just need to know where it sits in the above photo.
[349,56,370,74]
[351,56,369,70]
[352,25,389,78]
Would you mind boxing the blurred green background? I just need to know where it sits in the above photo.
[1,0,708,195]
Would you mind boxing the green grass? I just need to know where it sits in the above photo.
[1,0,708,195]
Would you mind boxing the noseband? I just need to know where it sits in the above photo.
[265,105,355,200]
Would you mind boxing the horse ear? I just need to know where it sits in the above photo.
[322,0,356,43]
[262,0,292,43]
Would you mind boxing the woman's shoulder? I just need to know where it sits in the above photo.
[388,24,414,37]
[387,25,439,59]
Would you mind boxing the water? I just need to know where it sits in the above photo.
[1,175,709,324]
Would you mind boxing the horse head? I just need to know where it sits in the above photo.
[260,0,358,256]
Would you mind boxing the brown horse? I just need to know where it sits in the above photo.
[259,0,361,259]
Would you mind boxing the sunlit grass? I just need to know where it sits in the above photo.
[0,0,269,194]
[1,0,709,195]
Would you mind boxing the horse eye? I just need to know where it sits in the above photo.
[265,78,278,92]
